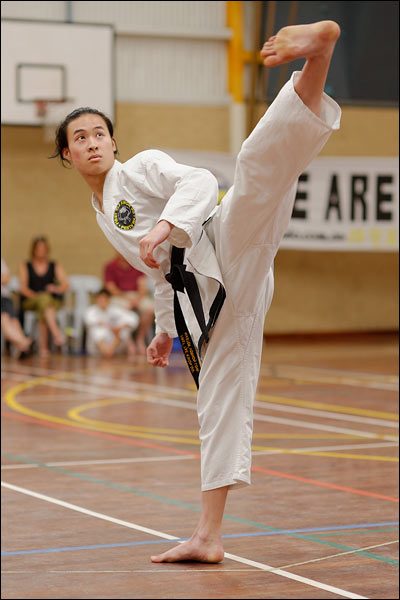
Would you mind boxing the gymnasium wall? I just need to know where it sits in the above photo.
[2,102,398,334]
[1,1,398,335]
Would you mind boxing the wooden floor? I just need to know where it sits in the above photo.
[1,333,398,599]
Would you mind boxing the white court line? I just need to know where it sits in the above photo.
[262,363,398,384]
[280,540,399,570]
[1,455,197,470]
[252,441,399,456]
[22,366,400,427]
[2,368,398,441]
[1,482,367,599]
[4,364,398,430]
[253,400,398,428]
[3,441,398,470]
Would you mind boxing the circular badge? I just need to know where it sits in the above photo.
[113,200,136,230]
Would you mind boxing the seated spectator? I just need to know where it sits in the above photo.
[104,253,155,355]
[84,288,139,357]
[1,257,32,358]
[19,236,69,358]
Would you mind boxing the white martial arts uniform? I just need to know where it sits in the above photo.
[84,303,139,355]
[91,72,341,491]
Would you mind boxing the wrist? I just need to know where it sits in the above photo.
[158,220,174,234]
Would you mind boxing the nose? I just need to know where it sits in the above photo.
[88,137,98,150]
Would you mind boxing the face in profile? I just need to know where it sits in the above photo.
[63,113,116,177]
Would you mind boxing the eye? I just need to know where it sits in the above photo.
[96,132,105,138]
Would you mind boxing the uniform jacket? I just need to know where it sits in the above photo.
[91,72,341,352]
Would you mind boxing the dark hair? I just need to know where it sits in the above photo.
[96,288,111,298]
[30,236,50,259]
[49,107,118,167]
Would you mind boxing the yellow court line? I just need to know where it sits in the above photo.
[4,377,398,461]
[4,377,121,433]
[186,382,398,420]
[68,398,199,435]
[70,401,398,461]
[68,400,374,440]
[2,378,358,444]
[68,407,200,445]
[4,378,200,445]
[256,393,398,420]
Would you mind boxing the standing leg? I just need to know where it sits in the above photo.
[151,487,227,563]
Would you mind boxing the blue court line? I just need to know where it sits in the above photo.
[2,452,398,566]
[2,521,398,557]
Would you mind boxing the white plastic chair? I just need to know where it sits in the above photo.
[68,274,102,354]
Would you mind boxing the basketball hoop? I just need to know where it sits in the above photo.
[35,99,48,119]
[35,98,75,143]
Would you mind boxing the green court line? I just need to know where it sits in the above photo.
[3,452,398,567]
[316,528,398,536]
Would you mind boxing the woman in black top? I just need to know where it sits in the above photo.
[19,236,69,357]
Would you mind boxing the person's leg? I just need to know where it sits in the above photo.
[151,20,341,566]
[43,305,65,347]
[261,20,340,116]
[96,337,119,358]
[1,313,32,351]
[136,299,155,354]
[151,486,228,563]
[34,294,64,352]
[38,319,49,357]
[135,314,153,354]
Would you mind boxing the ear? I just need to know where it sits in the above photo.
[62,147,71,161]
[112,138,117,152]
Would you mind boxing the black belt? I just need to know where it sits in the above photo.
[165,246,226,388]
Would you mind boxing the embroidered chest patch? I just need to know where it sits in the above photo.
[113,200,136,230]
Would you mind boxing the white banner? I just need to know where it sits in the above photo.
[164,150,399,252]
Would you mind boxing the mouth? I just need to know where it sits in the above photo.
[88,155,102,161]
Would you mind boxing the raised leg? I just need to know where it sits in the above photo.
[261,20,340,116]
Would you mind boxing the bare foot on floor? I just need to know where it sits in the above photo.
[151,536,224,564]
[260,20,340,67]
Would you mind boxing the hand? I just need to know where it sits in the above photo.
[147,333,173,368]
[46,283,58,293]
[139,220,173,269]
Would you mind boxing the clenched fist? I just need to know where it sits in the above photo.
[139,220,173,269]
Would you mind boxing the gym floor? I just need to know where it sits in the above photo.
[2,333,398,599]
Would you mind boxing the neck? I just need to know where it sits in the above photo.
[84,172,108,211]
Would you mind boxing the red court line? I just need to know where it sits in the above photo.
[252,464,399,503]
[3,411,396,503]
[1,411,199,457]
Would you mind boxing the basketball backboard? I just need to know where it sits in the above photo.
[1,19,115,126]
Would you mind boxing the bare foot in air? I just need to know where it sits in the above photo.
[260,20,340,67]
[151,534,224,563]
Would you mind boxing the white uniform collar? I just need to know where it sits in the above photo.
[91,159,123,212]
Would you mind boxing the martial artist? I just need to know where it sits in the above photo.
[54,20,341,563]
